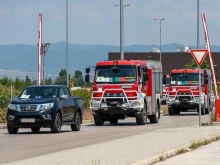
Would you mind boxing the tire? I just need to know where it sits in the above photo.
[7,124,18,134]
[136,113,145,125]
[51,113,62,133]
[109,117,118,125]
[71,111,81,131]
[175,108,180,115]
[31,127,40,133]
[168,106,175,116]
[94,115,104,126]
[149,104,159,123]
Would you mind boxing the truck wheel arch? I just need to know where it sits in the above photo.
[57,109,63,119]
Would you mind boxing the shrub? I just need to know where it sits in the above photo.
[71,89,92,108]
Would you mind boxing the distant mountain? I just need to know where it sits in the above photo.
[0,42,220,79]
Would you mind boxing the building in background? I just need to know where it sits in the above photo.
[108,52,220,81]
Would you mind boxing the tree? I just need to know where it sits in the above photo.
[184,58,209,69]
[71,70,85,87]
[45,78,52,85]
[54,69,68,85]
[0,76,12,86]
[25,75,32,87]
[74,70,83,79]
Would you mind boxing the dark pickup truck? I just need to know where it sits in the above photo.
[6,85,83,134]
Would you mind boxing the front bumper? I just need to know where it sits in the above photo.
[7,109,55,128]
[171,102,199,109]
[90,99,144,111]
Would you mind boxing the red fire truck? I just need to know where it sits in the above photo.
[162,74,171,105]
[85,60,163,126]
[166,69,215,115]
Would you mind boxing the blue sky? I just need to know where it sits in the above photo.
[0,0,220,46]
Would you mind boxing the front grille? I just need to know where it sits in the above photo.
[104,93,125,97]
[176,92,193,102]
[20,105,37,111]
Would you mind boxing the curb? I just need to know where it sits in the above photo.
[130,135,220,165]
[201,122,220,126]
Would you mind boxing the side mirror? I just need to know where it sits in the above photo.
[204,79,208,84]
[204,74,208,78]
[143,73,148,81]
[86,67,90,74]
[163,78,166,84]
[61,95,68,100]
[85,74,90,82]
[143,66,148,72]
[13,96,18,100]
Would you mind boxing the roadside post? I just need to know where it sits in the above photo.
[190,49,208,127]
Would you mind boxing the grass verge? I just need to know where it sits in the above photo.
[154,135,220,164]
[83,108,93,121]
[161,105,168,114]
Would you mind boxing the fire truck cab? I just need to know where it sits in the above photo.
[85,60,163,126]
[166,69,215,115]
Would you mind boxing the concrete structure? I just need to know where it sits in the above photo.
[108,52,220,81]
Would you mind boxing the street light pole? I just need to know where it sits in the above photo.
[197,0,199,49]
[66,0,69,87]
[154,18,165,62]
[115,1,130,60]
[41,43,50,86]
[42,45,45,85]
[120,0,124,60]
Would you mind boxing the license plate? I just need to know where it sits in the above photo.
[20,118,35,123]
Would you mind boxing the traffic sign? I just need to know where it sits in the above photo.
[190,49,208,66]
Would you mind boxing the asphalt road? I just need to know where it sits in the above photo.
[0,112,210,164]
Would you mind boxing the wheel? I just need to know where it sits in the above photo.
[51,113,62,133]
[175,108,180,115]
[71,111,81,131]
[7,124,18,134]
[109,116,118,125]
[168,106,175,116]
[31,127,40,133]
[136,113,145,125]
[94,115,104,126]
[149,103,159,123]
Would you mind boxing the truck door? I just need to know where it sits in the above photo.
[59,88,69,122]
[63,88,75,121]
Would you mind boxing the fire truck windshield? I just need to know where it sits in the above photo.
[95,66,136,83]
[170,73,199,85]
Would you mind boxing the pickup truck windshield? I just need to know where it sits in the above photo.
[95,65,136,83]
[171,73,199,85]
[19,87,58,99]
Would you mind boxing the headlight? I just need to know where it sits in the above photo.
[8,104,17,110]
[91,100,100,107]
[130,101,141,107]
[40,103,54,111]
[167,98,174,103]
[195,97,204,103]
